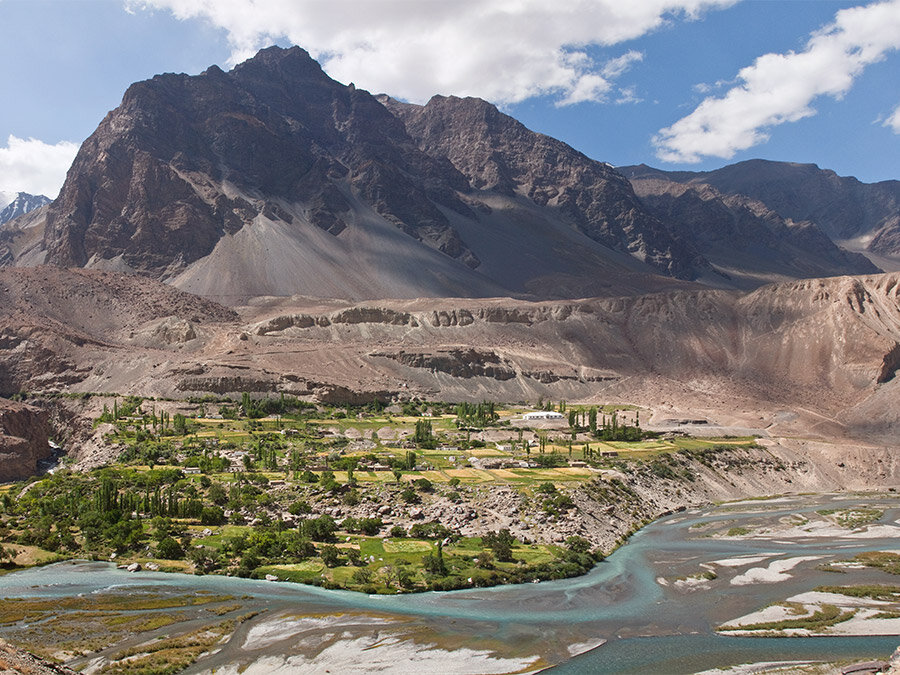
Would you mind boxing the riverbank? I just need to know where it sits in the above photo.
[6,493,900,674]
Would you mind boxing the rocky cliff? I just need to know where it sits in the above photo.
[381,94,707,280]
[0,398,52,482]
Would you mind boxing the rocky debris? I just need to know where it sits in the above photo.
[0,398,52,482]
[0,639,76,675]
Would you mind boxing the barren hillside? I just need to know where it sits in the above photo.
[2,267,898,444]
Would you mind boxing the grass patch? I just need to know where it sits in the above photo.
[98,620,235,675]
[815,585,900,601]
[382,540,432,554]
[853,551,900,575]
[721,604,855,633]
[816,507,883,529]
[726,527,751,537]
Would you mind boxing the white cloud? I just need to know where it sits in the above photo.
[654,0,900,163]
[602,50,644,79]
[884,103,900,133]
[125,0,736,106]
[615,86,643,105]
[0,135,79,199]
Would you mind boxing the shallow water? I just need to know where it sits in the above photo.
[3,493,900,673]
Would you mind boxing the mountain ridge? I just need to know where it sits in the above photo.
[620,160,900,263]
[0,46,890,305]
[0,192,50,226]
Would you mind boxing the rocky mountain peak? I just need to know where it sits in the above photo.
[0,192,50,226]
[384,93,707,280]
[38,45,482,281]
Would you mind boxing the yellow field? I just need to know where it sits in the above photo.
[468,447,509,457]
[383,540,432,554]
[486,469,519,480]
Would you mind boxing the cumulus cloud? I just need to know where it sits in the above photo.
[0,135,78,199]
[125,0,735,105]
[654,0,900,163]
[884,103,900,133]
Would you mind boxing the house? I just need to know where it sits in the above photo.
[183,467,201,474]
[523,411,565,420]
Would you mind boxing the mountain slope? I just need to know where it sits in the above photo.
[3,266,899,442]
[626,176,879,287]
[621,161,900,261]
[380,94,708,281]
[6,46,699,303]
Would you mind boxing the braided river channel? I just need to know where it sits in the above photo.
[3,493,900,673]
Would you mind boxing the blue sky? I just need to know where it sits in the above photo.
[1,0,898,204]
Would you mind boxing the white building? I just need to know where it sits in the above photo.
[522,411,565,420]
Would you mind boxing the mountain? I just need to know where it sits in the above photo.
[0,192,50,225]
[621,161,900,263]
[623,175,879,287]
[380,94,706,280]
[11,46,698,303]
[0,47,889,302]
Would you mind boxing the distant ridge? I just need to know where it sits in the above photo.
[621,160,900,264]
[0,192,50,226]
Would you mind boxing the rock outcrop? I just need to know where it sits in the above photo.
[0,398,52,482]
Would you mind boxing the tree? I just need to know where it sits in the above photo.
[200,506,225,525]
[476,549,494,569]
[352,567,373,585]
[173,413,188,435]
[320,544,341,567]
[156,535,184,560]
[207,482,227,505]
[423,540,447,576]
[401,486,421,504]
[413,420,435,448]
[482,529,515,562]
